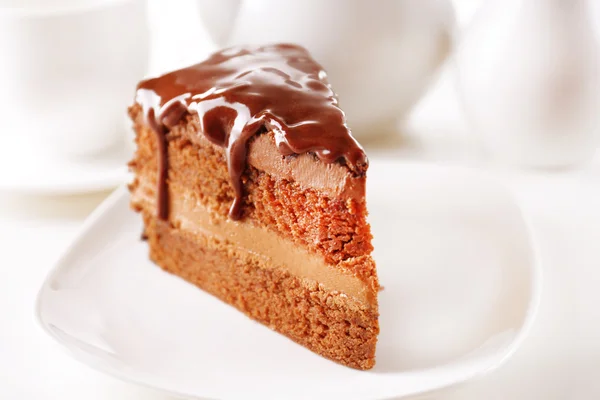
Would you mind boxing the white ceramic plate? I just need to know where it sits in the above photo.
[0,135,131,195]
[36,160,542,400]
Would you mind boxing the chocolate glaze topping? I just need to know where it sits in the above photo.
[136,43,367,220]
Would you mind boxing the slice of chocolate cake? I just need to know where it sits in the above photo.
[128,44,379,369]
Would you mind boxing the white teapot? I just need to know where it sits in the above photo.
[456,0,600,168]
[195,0,455,139]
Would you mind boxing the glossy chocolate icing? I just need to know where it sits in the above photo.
[135,44,367,220]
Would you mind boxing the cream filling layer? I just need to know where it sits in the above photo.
[133,182,371,305]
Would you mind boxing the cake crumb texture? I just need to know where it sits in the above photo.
[129,105,376,283]
[144,213,378,370]
[128,103,379,369]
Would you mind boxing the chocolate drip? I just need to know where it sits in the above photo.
[136,44,367,220]
[145,108,169,220]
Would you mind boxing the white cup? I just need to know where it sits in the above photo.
[0,0,149,158]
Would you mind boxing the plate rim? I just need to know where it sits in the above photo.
[0,142,132,195]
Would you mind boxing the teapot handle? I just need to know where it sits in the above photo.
[195,0,242,48]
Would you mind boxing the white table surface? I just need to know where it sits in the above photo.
[2,2,600,399]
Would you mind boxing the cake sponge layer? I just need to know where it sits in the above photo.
[143,213,378,370]
[128,102,379,368]
[129,105,376,273]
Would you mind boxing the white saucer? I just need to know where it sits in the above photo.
[0,136,131,195]
[35,160,542,400]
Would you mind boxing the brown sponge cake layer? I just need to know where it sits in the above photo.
[128,103,379,369]
[129,105,375,273]
[142,212,378,370]
[131,180,376,305]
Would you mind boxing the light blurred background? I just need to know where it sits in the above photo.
[1,0,600,399]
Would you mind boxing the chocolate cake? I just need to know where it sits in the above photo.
[128,44,379,369]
